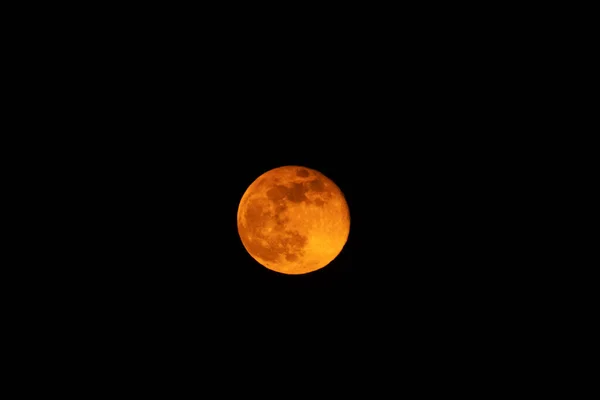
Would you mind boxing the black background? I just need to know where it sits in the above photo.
[56,67,509,357]
[18,8,536,387]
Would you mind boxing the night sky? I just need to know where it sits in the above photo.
[32,16,522,384]
[90,129,487,325]
[6,5,547,393]
[68,68,502,333]
[52,14,502,315]
[64,119,510,383]
[134,138,363,309]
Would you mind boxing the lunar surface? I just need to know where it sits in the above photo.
[237,166,350,275]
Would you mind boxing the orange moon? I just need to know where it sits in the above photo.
[237,166,350,275]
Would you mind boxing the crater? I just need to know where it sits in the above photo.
[275,214,289,226]
[269,229,307,259]
[267,185,288,202]
[244,202,270,229]
[239,207,279,262]
[287,183,308,203]
[241,235,280,262]
[296,168,310,178]
[267,183,310,203]
[283,230,308,248]
[240,199,308,265]
[308,179,325,192]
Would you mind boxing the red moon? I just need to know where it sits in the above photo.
[237,166,350,275]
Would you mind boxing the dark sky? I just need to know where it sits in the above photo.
[61,117,513,381]
[59,46,506,324]
[7,7,550,392]
[124,139,363,305]
[32,17,525,381]
[79,120,500,328]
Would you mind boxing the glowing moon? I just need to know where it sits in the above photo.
[237,166,350,275]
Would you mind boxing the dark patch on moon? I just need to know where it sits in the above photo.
[308,178,325,192]
[277,230,307,253]
[273,205,288,231]
[266,185,288,202]
[240,198,308,264]
[296,168,309,177]
[274,213,289,226]
[266,183,309,203]
[287,183,308,203]
[240,167,349,271]
[244,201,267,225]
[240,201,279,262]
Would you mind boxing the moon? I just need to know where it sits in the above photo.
[237,166,350,275]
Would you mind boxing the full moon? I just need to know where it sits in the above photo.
[237,166,350,275]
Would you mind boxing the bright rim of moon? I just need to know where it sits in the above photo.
[237,166,350,275]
